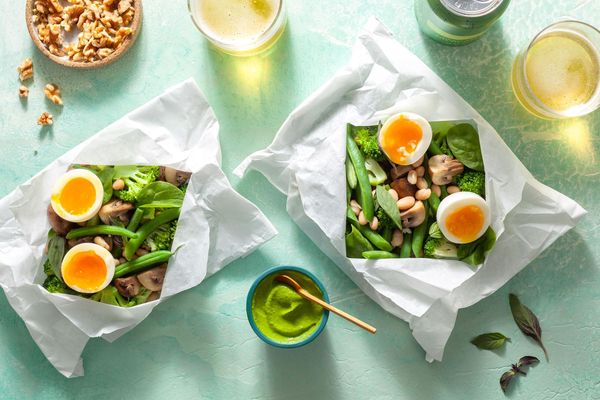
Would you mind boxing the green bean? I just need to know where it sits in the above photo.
[362,251,396,259]
[114,251,172,278]
[127,208,145,231]
[411,207,428,258]
[440,185,449,199]
[427,190,441,214]
[123,208,180,260]
[346,126,374,221]
[346,158,357,190]
[66,225,137,240]
[347,208,392,252]
[400,233,412,258]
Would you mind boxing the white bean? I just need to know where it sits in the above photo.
[350,200,361,216]
[372,189,377,198]
[416,177,429,190]
[94,236,110,251]
[447,185,460,194]
[112,179,125,190]
[369,216,379,231]
[397,196,416,211]
[407,170,417,185]
[114,258,121,266]
[415,188,431,201]
[388,189,399,202]
[431,184,441,197]
[391,229,404,248]
[415,166,425,177]
[358,211,369,226]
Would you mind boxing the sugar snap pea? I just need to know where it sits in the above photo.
[346,158,357,190]
[123,208,180,260]
[411,207,428,258]
[347,208,392,252]
[400,233,413,258]
[347,125,374,221]
[114,250,172,278]
[127,208,145,232]
[362,251,396,259]
[66,225,137,240]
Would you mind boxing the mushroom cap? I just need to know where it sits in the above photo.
[47,204,73,236]
[428,155,464,186]
[400,201,426,228]
[114,276,141,298]
[390,178,418,199]
[161,167,192,187]
[137,264,167,291]
[98,199,134,225]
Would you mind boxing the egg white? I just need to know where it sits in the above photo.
[50,169,104,223]
[61,243,116,294]
[379,112,433,166]
[436,192,491,244]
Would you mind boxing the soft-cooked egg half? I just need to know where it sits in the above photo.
[379,112,433,165]
[50,169,104,223]
[61,243,115,294]
[437,192,491,244]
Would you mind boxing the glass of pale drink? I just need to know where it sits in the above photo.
[512,21,600,119]
[188,0,286,56]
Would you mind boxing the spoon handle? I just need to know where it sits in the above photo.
[299,289,377,334]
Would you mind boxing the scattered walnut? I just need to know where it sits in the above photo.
[17,58,34,81]
[37,112,53,126]
[44,83,63,105]
[31,0,136,62]
[19,86,29,98]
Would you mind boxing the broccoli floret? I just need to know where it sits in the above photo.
[455,171,486,197]
[354,129,384,161]
[114,166,160,203]
[43,259,54,277]
[424,238,459,259]
[43,275,70,294]
[376,208,395,231]
[144,220,177,251]
[90,286,132,307]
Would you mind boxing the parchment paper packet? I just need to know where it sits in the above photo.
[235,19,585,361]
[0,79,277,377]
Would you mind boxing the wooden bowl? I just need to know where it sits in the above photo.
[25,0,142,69]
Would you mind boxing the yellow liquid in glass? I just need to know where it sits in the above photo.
[196,0,281,53]
[525,32,599,114]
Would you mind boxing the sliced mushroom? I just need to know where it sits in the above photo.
[146,291,161,302]
[47,204,73,236]
[428,155,464,186]
[98,199,134,225]
[114,276,141,298]
[160,167,192,187]
[68,236,93,248]
[390,164,413,180]
[390,178,417,199]
[400,201,426,228]
[137,264,167,291]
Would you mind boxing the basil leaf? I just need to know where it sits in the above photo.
[470,332,510,350]
[345,225,374,258]
[509,294,549,361]
[499,370,515,393]
[517,356,540,368]
[136,181,184,209]
[376,185,402,230]
[47,235,65,281]
[447,123,484,171]
[481,227,496,253]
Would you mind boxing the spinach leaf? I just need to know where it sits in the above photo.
[113,165,140,179]
[458,227,497,266]
[96,167,115,204]
[47,235,66,280]
[345,225,374,258]
[136,181,184,209]
[376,185,403,230]
[447,123,484,171]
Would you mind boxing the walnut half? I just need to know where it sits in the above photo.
[37,112,54,126]
[19,86,29,98]
[17,58,34,81]
[44,83,63,105]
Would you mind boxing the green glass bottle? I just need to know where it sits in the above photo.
[415,0,511,46]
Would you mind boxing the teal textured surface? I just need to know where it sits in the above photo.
[0,0,599,399]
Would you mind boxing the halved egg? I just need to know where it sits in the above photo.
[437,192,491,244]
[61,243,115,294]
[378,112,432,165]
[50,169,104,223]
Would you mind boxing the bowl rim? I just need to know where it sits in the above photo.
[246,265,330,349]
[24,0,143,69]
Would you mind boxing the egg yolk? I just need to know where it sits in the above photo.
[58,177,97,216]
[63,251,107,291]
[446,205,485,242]
[381,116,423,165]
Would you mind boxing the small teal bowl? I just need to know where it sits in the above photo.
[246,266,330,348]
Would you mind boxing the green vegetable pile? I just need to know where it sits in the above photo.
[345,121,496,266]
[42,165,190,307]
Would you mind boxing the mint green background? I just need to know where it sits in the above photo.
[1,0,599,398]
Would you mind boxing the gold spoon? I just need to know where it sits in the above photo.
[275,274,377,334]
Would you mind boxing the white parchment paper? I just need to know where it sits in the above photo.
[235,19,586,361]
[0,79,277,377]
